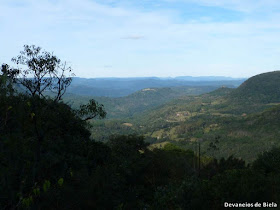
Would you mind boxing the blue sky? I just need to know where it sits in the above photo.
[1,0,280,78]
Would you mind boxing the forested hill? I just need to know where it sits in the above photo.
[228,71,280,104]
[207,86,234,96]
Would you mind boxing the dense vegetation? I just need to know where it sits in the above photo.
[1,46,280,209]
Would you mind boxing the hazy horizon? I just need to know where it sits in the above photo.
[72,75,246,79]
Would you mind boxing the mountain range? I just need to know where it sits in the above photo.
[68,76,245,97]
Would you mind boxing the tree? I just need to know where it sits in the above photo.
[9,45,72,101]
[0,45,108,209]
[253,147,280,174]
[77,99,106,121]
[0,64,16,96]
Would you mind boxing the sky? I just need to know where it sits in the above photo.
[1,0,280,78]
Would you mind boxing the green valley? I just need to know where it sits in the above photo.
[89,71,280,162]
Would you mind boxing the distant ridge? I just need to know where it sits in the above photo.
[70,77,245,97]
[174,76,245,81]
[73,76,246,81]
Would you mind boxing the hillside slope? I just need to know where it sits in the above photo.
[198,105,280,162]
[228,71,280,104]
